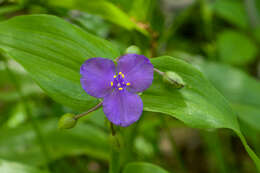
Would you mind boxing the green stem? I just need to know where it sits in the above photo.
[236,131,260,172]
[199,0,213,40]
[109,123,121,173]
[74,101,103,120]
[164,118,187,173]
[154,68,165,76]
[109,143,120,173]
[201,131,228,173]
[3,58,51,171]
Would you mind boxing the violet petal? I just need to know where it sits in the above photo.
[103,89,143,127]
[80,58,115,98]
[117,54,153,93]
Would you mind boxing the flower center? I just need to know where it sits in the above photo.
[110,72,131,91]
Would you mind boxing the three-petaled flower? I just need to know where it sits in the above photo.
[80,54,154,127]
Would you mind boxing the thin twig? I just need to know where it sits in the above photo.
[74,101,103,120]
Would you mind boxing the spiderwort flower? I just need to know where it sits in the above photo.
[80,54,154,127]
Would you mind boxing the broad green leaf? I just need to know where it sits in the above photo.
[143,56,260,170]
[123,162,168,173]
[144,56,239,130]
[213,0,249,29]
[196,61,260,132]
[0,116,109,165]
[0,159,48,173]
[0,15,259,170]
[0,14,119,111]
[216,30,258,66]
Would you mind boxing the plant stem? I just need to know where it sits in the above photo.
[109,143,120,173]
[154,68,164,75]
[164,118,187,173]
[109,123,121,173]
[201,131,228,173]
[110,122,116,136]
[3,58,50,171]
[74,101,103,120]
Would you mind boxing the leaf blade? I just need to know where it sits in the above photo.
[0,14,120,111]
[143,56,239,131]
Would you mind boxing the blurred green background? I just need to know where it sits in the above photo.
[1,0,260,172]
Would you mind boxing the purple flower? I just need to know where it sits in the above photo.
[80,54,154,127]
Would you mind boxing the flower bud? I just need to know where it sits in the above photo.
[125,45,141,54]
[163,71,185,89]
[58,113,77,129]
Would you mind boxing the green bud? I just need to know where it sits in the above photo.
[163,71,185,89]
[125,45,141,54]
[58,113,77,129]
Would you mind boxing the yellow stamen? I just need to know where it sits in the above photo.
[119,72,122,75]
[121,74,125,78]
[118,87,123,90]
[110,82,113,86]
[126,82,131,86]
[113,75,116,78]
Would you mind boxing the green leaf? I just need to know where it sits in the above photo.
[0,15,259,170]
[196,61,260,132]
[123,162,168,173]
[0,117,109,165]
[213,0,249,29]
[144,56,239,130]
[0,14,119,111]
[143,56,260,170]
[0,159,48,173]
[216,30,258,66]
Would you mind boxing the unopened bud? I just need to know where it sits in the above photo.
[163,71,185,89]
[58,113,77,129]
[125,45,141,54]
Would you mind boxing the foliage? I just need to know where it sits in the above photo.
[0,0,260,172]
